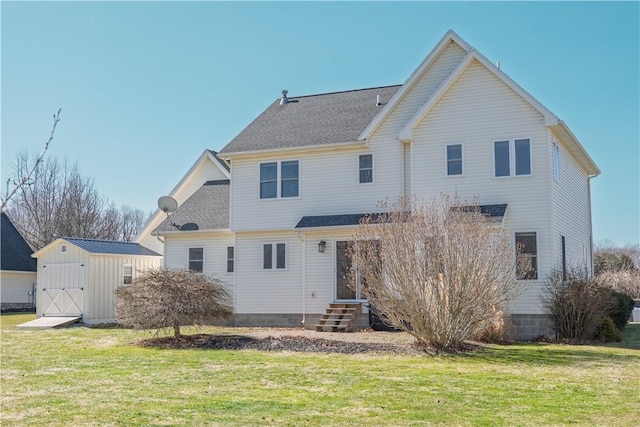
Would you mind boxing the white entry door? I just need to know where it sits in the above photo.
[41,263,85,317]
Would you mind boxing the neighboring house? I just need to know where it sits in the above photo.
[135,150,230,255]
[32,237,162,324]
[152,30,600,339]
[1,212,37,310]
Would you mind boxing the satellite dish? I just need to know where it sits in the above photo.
[158,196,178,213]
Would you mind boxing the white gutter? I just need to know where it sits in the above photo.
[295,231,306,326]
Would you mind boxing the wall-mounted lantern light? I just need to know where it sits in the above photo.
[318,240,327,253]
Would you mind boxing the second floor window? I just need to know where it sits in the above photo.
[189,248,204,273]
[446,144,463,176]
[495,138,531,177]
[260,161,299,198]
[359,154,373,183]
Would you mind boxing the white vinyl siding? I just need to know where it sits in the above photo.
[234,232,302,314]
[0,271,37,305]
[230,41,468,232]
[409,59,552,314]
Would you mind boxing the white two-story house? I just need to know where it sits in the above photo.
[141,30,600,339]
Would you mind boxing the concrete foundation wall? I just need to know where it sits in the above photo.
[511,314,554,340]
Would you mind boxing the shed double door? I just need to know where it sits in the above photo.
[40,263,84,316]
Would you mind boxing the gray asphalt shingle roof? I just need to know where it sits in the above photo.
[153,180,230,234]
[1,213,36,272]
[63,238,161,256]
[219,85,402,154]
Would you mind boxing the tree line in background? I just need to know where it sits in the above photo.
[6,152,151,250]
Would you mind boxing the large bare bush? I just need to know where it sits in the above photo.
[542,266,615,340]
[351,196,522,352]
[115,268,233,339]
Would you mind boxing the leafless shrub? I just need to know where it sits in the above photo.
[115,268,233,339]
[542,265,615,340]
[351,196,522,352]
[596,270,640,299]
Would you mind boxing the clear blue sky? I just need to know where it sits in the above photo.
[2,2,638,246]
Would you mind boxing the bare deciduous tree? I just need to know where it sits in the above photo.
[1,109,61,213]
[115,268,234,339]
[351,196,522,352]
[7,154,149,249]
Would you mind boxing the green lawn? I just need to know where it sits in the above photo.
[1,313,638,426]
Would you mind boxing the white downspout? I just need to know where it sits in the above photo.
[296,231,306,326]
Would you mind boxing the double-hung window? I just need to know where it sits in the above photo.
[123,265,133,285]
[359,154,373,183]
[263,243,286,270]
[515,232,537,280]
[446,144,463,176]
[189,248,204,273]
[227,246,234,273]
[494,138,531,177]
[260,161,299,198]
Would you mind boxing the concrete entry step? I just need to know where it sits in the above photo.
[16,316,81,329]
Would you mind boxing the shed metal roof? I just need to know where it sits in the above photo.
[63,238,161,256]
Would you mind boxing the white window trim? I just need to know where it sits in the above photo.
[515,231,539,281]
[445,143,464,177]
[493,137,533,178]
[357,153,374,184]
[188,247,205,273]
[552,141,561,181]
[262,242,287,270]
[122,264,133,285]
[259,160,301,199]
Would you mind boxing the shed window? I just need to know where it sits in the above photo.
[189,248,204,273]
[123,265,133,285]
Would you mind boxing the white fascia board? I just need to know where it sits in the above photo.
[397,51,477,142]
[219,140,366,160]
[152,228,232,236]
[397,49,561,143]
[551,122,601,176]
[31,238,66,258]
[358,30,472,141]
[206,151,231,179]
[134,149,215,242]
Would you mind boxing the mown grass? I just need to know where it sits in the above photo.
[1,313,638,426]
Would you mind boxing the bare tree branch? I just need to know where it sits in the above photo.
[1,108,61,213]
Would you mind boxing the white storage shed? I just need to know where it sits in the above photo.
[32,237,162,325]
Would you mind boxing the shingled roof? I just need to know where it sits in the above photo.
[61,238,161,256]
[153,180,230,234]
[219,85,401,154]
[1,213,36,272]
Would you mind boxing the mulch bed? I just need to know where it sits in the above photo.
[138,334,425,354]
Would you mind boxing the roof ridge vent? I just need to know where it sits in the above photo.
[280,89,288,105]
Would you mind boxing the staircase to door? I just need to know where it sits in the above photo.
[315,303,362,332]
